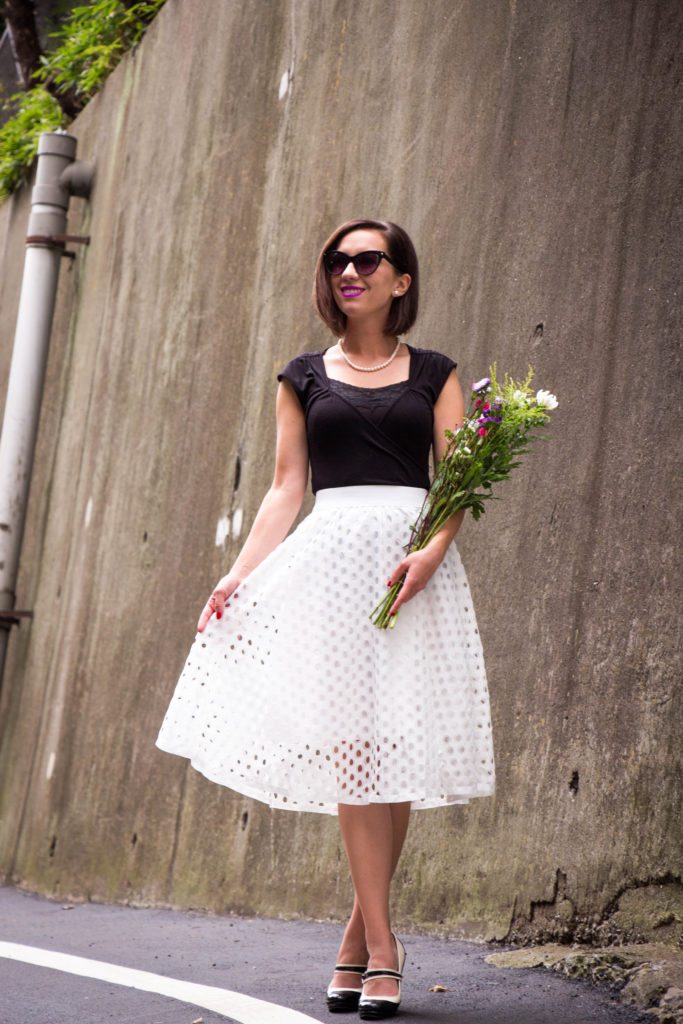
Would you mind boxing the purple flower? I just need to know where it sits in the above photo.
[472,377,491,393]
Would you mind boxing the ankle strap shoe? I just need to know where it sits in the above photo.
[326,962,368,1013]
[359,933,406,1019]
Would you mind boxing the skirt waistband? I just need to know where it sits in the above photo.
[313,484,428,508]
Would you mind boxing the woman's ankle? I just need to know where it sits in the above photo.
[338,936,369,962]
[365,933,398,965]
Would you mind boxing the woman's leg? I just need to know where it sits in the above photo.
[334,801,411,961]
[332,892,368,970]
[331,801,411,999]
[389,801,412,872]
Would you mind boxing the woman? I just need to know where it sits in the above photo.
[155,218,496,1020]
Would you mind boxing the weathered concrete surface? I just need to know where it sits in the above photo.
[0,0,681,943]
[487,941,683,1022]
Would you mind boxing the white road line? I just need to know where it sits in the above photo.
[0,942,322,1024]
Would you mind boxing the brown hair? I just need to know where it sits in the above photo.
[312,218,420,338]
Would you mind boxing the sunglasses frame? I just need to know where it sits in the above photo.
[323,249,400,276]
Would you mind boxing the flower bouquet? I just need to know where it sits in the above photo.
[369,363,559,629]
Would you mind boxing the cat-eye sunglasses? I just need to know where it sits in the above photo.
[323,249,400,276]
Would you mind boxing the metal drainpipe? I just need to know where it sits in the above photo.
[0,130,94,694]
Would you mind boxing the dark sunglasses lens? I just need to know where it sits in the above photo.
[356,252,382,275]
[326,252,348,275]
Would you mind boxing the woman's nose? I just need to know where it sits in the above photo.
[340,261,359,279]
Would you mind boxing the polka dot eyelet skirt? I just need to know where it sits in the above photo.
[155,484,496,815]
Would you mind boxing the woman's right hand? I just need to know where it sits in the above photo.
[197,570,248,632]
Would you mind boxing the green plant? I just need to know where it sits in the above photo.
[32,0,167,101]
[0,0,167,202]
[0,87,63,201]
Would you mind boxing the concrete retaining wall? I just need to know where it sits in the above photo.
[0,0,680,942]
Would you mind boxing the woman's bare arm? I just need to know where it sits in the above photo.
[426,367,467,556]
[383,367,466,620]
[197,379,309,631]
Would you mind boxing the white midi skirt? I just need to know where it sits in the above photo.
[155,484,496,815]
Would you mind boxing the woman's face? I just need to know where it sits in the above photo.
[329,228,411,328]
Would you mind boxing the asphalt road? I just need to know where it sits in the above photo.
[0,885,653,1024]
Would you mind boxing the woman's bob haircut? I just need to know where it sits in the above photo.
[312,218,419,338]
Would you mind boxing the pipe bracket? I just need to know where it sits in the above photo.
[0,610,34,626]
[25,233,91,260]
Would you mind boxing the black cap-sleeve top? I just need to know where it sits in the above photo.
[276,344,457,494]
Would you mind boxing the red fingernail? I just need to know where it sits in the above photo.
[387,579,393,586]
[217,612,222,619]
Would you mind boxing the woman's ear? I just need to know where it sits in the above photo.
[393,272,412,297]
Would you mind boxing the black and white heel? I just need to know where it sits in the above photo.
[358,933,406,1019]
[326,963,368,1013]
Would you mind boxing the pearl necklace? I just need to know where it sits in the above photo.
[338,336,403,372]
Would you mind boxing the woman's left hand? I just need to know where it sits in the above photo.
[385,545,445,618]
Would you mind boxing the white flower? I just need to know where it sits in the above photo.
[535,389,558,409]
[512,389,526,402]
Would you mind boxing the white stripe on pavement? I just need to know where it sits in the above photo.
[0,941,322,1024]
